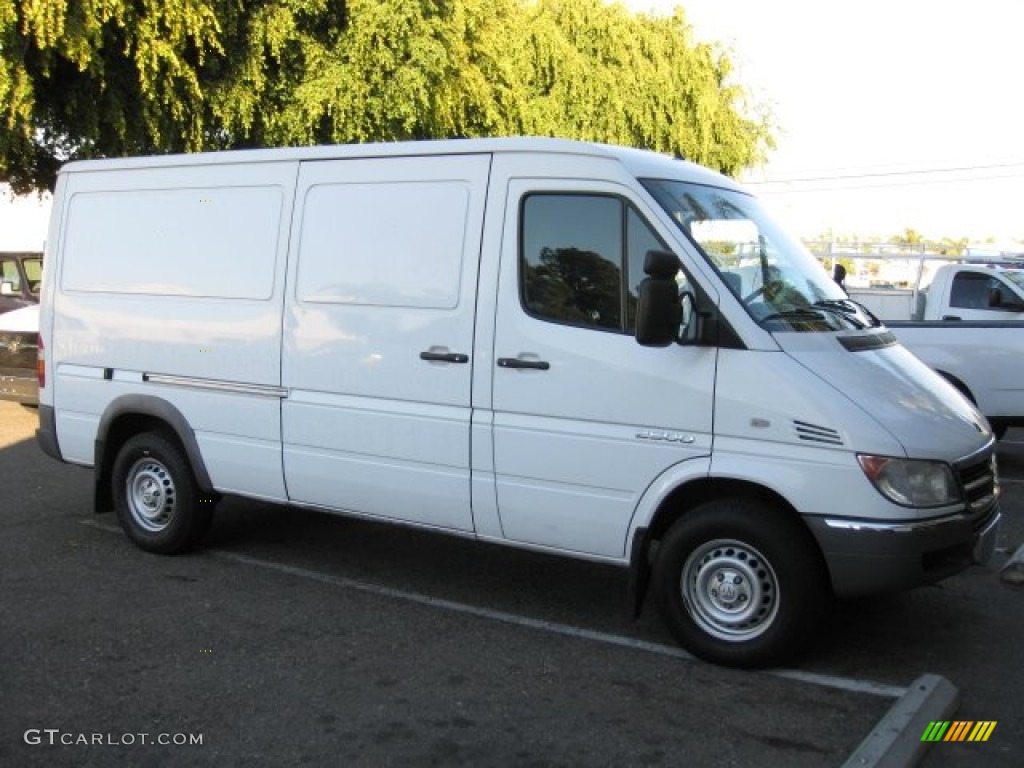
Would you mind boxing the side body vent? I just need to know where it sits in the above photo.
[794,420,843,446]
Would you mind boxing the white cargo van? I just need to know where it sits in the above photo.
[36,138,1000,667]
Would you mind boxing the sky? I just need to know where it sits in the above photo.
[625,0,1024,244]
[3,0,1023,249]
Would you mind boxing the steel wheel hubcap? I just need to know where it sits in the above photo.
[127,458,176,532]
[681,538,779,641]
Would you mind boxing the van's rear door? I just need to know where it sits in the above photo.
[281,154,490,531]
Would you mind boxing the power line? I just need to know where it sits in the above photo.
[745,162,1024,186]
[751,171,1024,194]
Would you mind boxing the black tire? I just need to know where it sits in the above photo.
[652,498,830,668]
[112,431,213,554]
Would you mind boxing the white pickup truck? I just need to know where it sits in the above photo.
[849,263,1024,439]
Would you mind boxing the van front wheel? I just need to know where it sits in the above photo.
[653,499,828,668]
[112,432,213,554]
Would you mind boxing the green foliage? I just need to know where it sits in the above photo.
[512,0,768,175]
[894,227,924,247]
[1,0,227,192]
[1,0,773,193]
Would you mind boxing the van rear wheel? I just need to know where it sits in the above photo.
[653,498,829,668]
[112,431,213,554]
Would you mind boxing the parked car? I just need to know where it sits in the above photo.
[0,303,38,405]
[848,263,1024,439]
[0,251,43,314]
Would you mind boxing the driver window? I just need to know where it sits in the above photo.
[521,194,623,331]
[521,193,679,334]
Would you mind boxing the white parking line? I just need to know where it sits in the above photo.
[81,518,906,698]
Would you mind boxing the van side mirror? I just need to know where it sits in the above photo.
[635,250,682,347]
[0,281,13,296]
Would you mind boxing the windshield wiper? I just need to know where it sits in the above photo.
[759,307,828,323]
[760,304,868,330]
[812,299,879,328]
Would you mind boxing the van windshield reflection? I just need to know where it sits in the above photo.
[641,179,879,332]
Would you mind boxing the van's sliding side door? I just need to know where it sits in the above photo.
[280,155,490,532]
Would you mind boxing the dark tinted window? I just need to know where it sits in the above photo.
[521,195,622,330]
[521,194,666,332]
[626,207,666,331]
[950,271,998,309]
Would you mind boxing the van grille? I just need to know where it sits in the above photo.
[958,455,998,515]
[793,420,843,446]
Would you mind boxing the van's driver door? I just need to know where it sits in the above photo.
[489,173,717,558]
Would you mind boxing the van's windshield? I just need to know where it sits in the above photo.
[642,179,879,332]
[1004,269,1024,293]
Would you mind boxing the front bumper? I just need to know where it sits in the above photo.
[805,505,1001,599]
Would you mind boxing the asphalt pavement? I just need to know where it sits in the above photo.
[1,404,1020,767]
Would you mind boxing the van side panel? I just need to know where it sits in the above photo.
[281,155,490,531]
[61,187,280,299]
[52,162,298,500]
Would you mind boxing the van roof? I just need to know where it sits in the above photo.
[57,136,743,191]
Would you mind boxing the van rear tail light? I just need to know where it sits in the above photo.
[37,334,45,389]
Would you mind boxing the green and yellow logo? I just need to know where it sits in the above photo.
[921,721,997,742]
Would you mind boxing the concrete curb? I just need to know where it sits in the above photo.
[1000,542,1024,585]
[842,673,960,768]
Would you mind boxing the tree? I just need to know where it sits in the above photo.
[511,0,769,175]
[1,0,229,193]
[263,0,526,145]
[894,227,925,250]
[1,0,773,193]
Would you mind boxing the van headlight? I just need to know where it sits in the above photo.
[857,455,960,508]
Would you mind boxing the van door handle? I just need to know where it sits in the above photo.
[420,350,469,364]
[497,357,550,371]
[941,315,961,321]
